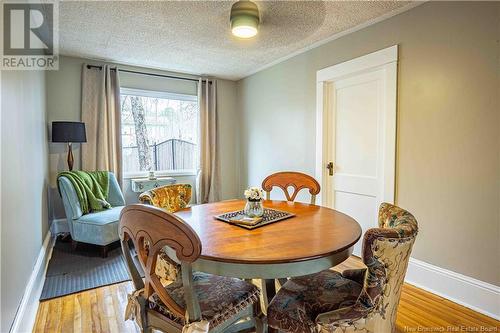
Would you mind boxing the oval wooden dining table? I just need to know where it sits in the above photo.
[175,199,362,308]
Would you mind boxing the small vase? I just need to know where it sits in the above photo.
[244,199,264,217]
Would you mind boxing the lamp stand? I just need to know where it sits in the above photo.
[67,142,74,171]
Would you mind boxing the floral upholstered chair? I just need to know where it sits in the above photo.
[139,184,192,212]
[138,184,192,285]
[267,203,418,333]
[120,205,263,333]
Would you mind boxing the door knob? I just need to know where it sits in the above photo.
[326,162,335,176]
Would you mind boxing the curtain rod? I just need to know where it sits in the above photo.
[86,64,212,84]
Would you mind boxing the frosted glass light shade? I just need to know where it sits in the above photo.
[230,1,259,39]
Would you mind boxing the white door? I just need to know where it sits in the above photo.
[316,46,397,256]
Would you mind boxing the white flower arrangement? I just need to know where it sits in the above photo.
[244,186,265,202]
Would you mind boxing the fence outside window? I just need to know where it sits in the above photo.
[123,138,196,172]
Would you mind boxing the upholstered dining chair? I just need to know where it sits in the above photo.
[139,184,192,212]
[120,204,263,333]
[138,184,193,284]
[262,172,321,205]
[267,203,418,333]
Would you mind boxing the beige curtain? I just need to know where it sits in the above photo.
[196,78,220,203]
[81,64,122,185]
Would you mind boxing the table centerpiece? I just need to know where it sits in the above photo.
[243,186,265,217]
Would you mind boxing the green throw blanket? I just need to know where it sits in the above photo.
[57,171,111,214]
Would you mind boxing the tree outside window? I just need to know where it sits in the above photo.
[120,88,198,175]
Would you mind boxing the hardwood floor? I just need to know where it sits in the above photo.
[33,257,499,333]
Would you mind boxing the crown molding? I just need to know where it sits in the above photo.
[240,1,426,80]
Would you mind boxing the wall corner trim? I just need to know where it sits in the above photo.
[405,257,500,320]
[10,232,55,333]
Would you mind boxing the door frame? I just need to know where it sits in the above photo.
[315,45,398,207]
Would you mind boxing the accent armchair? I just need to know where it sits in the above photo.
[58,171,125,257]
[267,203,418,333]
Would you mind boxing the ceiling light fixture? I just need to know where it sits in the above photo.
[230,0,260,39]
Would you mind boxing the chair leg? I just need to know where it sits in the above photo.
[71,240,78,251]
[59,232,72,242]
[101,245,109,258]
[138,296,151,333]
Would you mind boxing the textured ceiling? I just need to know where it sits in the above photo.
[59,1,413,80]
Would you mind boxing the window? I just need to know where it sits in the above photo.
[120,88,198,176]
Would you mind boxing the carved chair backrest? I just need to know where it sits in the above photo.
[262,172,321,205]
[119,204,202,320]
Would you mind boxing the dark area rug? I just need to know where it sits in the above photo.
[40,238,142,300]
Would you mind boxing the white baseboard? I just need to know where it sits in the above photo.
[405,257,500,320]
[10,232,55,333]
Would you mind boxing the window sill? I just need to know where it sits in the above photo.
[124,170,198,179]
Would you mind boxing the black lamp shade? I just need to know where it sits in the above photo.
[52,121,87,143]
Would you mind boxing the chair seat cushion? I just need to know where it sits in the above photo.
[267,270,362,333]
[149,272,260,328]
[72,206,124,245]
[77,206,123,225]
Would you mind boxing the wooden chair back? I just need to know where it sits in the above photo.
[119,204,202,320]
[262,171,320,205]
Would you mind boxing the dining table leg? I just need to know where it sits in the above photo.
[262,279,277,308]
[262,279,279,333]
